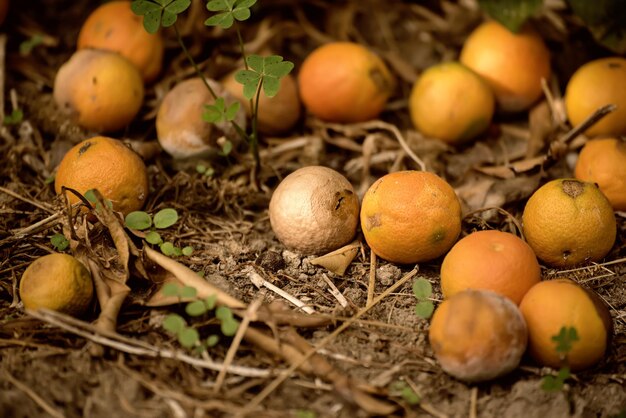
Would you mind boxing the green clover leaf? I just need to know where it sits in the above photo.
[234,55,294,100]
[205,0,257,29]
[50,233,69,251]
[203,97,241,124]
[131,0,192,34]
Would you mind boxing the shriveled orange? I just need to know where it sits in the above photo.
[360,170,462,264]
[20,253,93,317]
[298,42,396,123]
[409,61,495,144]
[574,137,626,211]
[78,0,164,83]
[522,179,616,267]
[429,289,528,382]
[460,21,551,113]
[54,136,149,216]
[519,279,613,371]
[441,230,541,305]
[564,57,626,137]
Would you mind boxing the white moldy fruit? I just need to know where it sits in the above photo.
[269,166,360,255]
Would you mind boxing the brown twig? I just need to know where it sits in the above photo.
[3,369,66,418]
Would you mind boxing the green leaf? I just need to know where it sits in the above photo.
[19,34,44,55]
[265,59,294,78]
[556,365,571,381]
[219,140,233,156]
[163,314,186,333]
[179,285,198,299]
[132,0,190,33]
[235,69,261,100]
[160,241,176,256]
[186,300,207,316]
[50,233,69,251]
[204,294,217,310]
[551,326,579,354]
[221,318,239,336]
[196,164,207,174]
[477,0,542,33]
[401,385,421,405]
[204,12,234,28]
[412,278,432,299]
[541,375,562,392]
[294,410,317,418]
[124,211,152,230]
[204,0,255,28]
[414,301,435,319]
[84,189,97,203]
[146,231,163,245]
[178,327,200,348]
[246,54,264,72]
[225,101,240,121]
[206,334,220,347]
[162,282,181,297]
[182,246,194,256]
[154,208,178,228]
[216,306,233,321]
[262,77,280,98]
[3,109,23,125]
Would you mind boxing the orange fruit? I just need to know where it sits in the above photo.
[429,289,528,382]
[564,57,626,137]
[360,170,462,264]
[574,137,626,211]
[221,70,301,135]
[519,279,613,371]
[269,166,360,255]
[53,49,144,132]
[409,61,494,144]
[440,230,541,305]
[78,0,164,83]
[460,21,551,113]
[20,253,94,317]
[54,136,149,216]
[522,179,616,267]
[298,42,396,123]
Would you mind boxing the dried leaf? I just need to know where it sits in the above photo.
[310,241,360,276]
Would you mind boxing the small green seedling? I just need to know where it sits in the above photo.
[294,410,317,418]
[412,278,434,319]
[20,34,44,55]
[389,381,421,406]
[84,189,113,212]
[132,0,294,173]
[196,163,215,177]
[541,326,579,392]
[50,233,69,251]
[3,109,23,125]
[124,208,194,256]
[161,283,239,351]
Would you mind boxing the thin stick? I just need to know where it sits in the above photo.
[320,273,348,308]
[240,267,419,415]
[27,309,272,378]
[3,370,66,418]
[0,186,55,214]
[469,387,478,418]
[213,297,264,393]
[0,34,5,121]
[247,267,315,314]
[367,250,377,307]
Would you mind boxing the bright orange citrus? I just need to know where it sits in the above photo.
[54,136,149,216]
[78,0,164,83]
[409,61,495,144]
[460,21,551,112]
[360,170,462,264]
[564,57,626,137]
[20,253,94,317]
[441,230,541,305]
[298,42,396,123]
[522,179,616,267]
[519,279,613,371]
[574,137,626,211]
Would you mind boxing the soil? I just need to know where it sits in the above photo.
[1,1,625,417]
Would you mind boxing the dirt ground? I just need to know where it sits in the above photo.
[1,0,625,417]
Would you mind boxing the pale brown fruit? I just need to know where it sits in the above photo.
[156,77,246,159]
[269,166,360,255]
